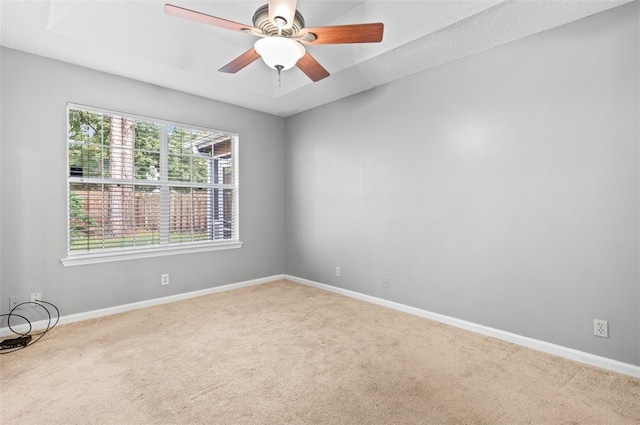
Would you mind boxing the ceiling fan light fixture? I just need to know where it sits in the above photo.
[254,36,305,71]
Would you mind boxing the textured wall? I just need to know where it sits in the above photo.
[0,48,286,316]
[285,2,639,365]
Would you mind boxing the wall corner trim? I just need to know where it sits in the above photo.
[285,275,640,379]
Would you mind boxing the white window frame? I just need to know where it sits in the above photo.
[62,103,242,266]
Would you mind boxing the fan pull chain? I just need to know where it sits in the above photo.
[272,16,287,87]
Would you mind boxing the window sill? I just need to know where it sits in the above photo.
[61,241,243,267]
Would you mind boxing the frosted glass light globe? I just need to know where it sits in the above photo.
[254,37,305,70]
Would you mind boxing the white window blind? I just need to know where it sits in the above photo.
[66,104,239,258]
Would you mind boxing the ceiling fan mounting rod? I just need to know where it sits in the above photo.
[274,16,286,35]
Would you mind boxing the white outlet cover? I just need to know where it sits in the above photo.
[594,319,608,338]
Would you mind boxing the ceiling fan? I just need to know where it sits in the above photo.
[164,0,384,83]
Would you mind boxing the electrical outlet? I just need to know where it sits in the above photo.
[161,274,170,285]
[335,267,341,277]
[594,319,608,338]
[383,276,390,288]
[9,296,19,310]
[31,292,42,303]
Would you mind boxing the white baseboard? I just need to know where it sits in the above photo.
[285,274,640,379]
[3,272,638,378]
[0,274,285,338]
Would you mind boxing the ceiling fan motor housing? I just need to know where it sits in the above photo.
[252,4,305,37]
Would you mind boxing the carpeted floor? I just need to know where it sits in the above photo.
[1,280,639,424]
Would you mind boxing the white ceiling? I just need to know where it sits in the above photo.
[0,0,633,117]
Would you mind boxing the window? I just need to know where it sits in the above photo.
[64,104,240,265]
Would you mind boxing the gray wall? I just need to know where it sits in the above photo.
[2,3,638,367]
[285,2,639,365]
[0,48,286,316]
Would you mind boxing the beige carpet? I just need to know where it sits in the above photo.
[1,280,638,424]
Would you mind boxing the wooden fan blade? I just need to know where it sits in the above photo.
[299,23,384,45]
[219,48,261,73]
[164,4,254,32]
[268,0,297,30]
[296,52,330,82]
